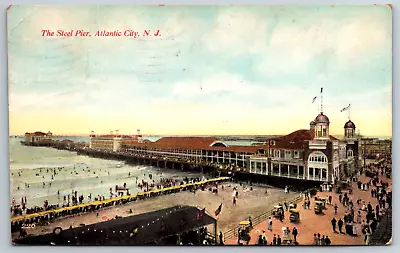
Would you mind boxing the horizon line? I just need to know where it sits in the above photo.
[10,133,393,139]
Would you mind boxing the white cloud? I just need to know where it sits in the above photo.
[201,8,391,77]
[201,8,268,55]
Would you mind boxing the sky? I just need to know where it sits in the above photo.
[8,5,392,137]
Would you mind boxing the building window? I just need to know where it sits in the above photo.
[289,165,297,177]
[294,151,299,159]
[299,166,304,178]
[281,164,288,176]
[285,150,291,159]
[274,150,280,158]
[322,169,327,181]
[273,164,279,175]
[308,167,313,179]
[257,162,262,174]
[315,168,321,180]
[347,150,353,157]
[262,163,267,174]
[308,152,328,163]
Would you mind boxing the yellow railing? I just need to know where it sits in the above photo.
[11,177,230,223]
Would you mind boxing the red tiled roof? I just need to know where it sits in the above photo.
[122,137,262,154]
[152,137,219,150]
[273,129,338,149]
[122,130,339,153]
[25,131,48,136]
[213,145,261,153]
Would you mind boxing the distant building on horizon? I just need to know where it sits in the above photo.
[24,131,52,145]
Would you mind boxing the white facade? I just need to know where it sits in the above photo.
[307,151,329,181]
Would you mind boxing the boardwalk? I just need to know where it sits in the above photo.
[225,169,392,245]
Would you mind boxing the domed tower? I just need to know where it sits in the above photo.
[344,120,356,139]
[314,113,330,139]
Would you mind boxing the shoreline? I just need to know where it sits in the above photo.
[12,182,297,241]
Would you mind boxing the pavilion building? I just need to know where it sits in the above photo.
[88,115,360,184]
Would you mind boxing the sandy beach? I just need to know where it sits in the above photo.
[19,182,297,239]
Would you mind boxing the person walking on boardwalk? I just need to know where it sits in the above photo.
[357,211,362,223]
[273,234,277,245]
[277,235,282,245]
[262,231,267,245]
[328,195,332,205]
[331,217,337,232]
[279,210,284,222]
[292,227,298,242]
[268,217,273,231]
[338,218,344,233]
[325,236,331,245]
[334,204,338,215]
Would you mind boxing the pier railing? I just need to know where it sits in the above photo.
[222,194,303,242]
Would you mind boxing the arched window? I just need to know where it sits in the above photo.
[210,141,228,147]
[308,151,328,164]
[347,150,353,157]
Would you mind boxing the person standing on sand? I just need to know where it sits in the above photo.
[273,234,277,245]
[334,204,338,214]
[233,197,236,206]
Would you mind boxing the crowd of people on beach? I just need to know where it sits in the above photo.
[11,168,208,218]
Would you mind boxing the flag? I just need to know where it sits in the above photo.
[320,87,323,93]
[341,104,351,112]
[312,96,317,103]
[215,203,222,216]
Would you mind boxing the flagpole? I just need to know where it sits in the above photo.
[320,88,323,113]
[348,104,351,120]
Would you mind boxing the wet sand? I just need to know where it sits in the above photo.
[21,183,297,238]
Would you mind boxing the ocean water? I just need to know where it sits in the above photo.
[9,135,256,208]
[9,137,199,208]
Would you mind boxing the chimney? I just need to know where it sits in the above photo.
[110,130,114,135]
[137,129,141,135]
[116,130,119,135]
